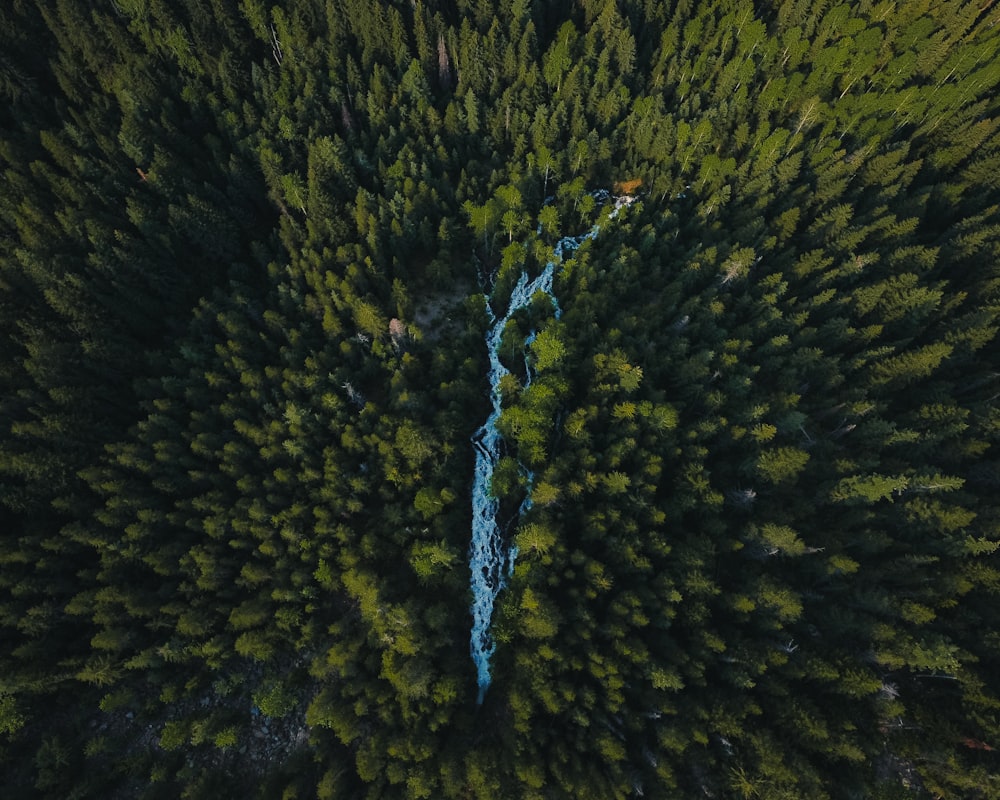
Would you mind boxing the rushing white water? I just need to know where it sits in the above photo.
[469,192,634,704]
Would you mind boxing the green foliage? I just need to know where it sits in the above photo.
[529,327,566,372]
[1,0,1000,797]
[755,447,810,485]
[253,681,297,719]
[0,693,24,737]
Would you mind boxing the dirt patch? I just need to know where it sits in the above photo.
[412,280,474,342]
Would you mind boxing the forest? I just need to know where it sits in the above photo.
[2,0,1000,797]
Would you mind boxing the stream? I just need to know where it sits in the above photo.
[469,192,633,704]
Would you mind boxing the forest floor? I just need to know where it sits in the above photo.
[412,279,474,342]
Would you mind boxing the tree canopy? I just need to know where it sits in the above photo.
[3,1,1000,798]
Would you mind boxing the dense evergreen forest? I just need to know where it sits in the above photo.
[3,0,1000,797]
